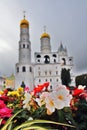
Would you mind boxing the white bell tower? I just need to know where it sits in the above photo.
[15,13,34,90]
[19,12,31,63]
[40,26,51,53]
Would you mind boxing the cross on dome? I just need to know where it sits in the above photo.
[40,25,50,39]
[20,11,29,28]
[23,10,26,19]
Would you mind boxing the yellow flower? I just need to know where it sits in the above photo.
[7,103,13,108]
[8,91,20,97]
[0,91,4,95]
[17,87,24,93]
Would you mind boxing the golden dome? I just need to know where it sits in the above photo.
[40,32,50,39]
[20,19,29,28]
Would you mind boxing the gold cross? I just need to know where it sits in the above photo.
[23,10,26,19]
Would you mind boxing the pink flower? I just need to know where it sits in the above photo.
[0,107,12,118]
[0,100,6,109]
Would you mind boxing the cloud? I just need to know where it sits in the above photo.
[0,0,87,76]
[0,39,12,53]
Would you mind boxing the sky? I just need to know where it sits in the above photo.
[0,0,87,76]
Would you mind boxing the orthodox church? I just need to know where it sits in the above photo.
[15,15,75,90]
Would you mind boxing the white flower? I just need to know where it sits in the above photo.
[45,93,55,114]
[35,98,42,107]
[23,92,32,110]
[36,91,55,114]
[35,92,49,106]
[52,86,72,110]
[78,85,86,90]
[40,92,50,99]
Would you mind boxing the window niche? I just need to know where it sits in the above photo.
[17,67,19,72]
[39,79,41,82]
[50,85,52,90]
[27,44,29,48]
[62,58,66,65]
[54,59,56,63]
[23,44,25,48]
[44,55,50,64]
[30,67,32,72]
[36,55,41,58]
[56,71,58,75]
[22,66,26,72]
[53,54,57,57]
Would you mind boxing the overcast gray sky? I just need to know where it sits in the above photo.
[0,0,87,76]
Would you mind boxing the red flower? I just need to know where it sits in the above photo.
[44,82,49,88]
[0,95,8,101]
[1,119,6,125]
[73,89,84,97]
[0,100,6,109]
[3,89,8,95]
[33,84,44,93]
[0,107,12,118]
[79,91,87,99]
[33,82,49,94]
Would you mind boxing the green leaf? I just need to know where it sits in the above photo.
[7,122,12,130]
[13,119,76,130]
[22,125,48,130]
[1,110,76,130]
[1,109,23,130]
[0,119,3,125]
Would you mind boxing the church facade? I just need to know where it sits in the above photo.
[15,16,75,90]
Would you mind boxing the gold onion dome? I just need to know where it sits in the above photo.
[20,18,29,28]
[40,32,50,39]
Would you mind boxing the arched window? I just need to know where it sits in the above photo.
[62,58,66,65]
[23,44,25,48]
[22,66,26,72]
[27,44,29,48]
[39,79,41,82]
[50,86,52,90]
[54,59,56,63]
[30,67,32,72]
[44,55,50,64]
[50,79,52,82]
[36,55,41,58]
[17,67,19,72]
[56,79,58,82]
[45,79,48,82]
[53,54,57,57]
[56,71,58,75]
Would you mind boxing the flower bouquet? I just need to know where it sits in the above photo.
[0,82,86,130]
